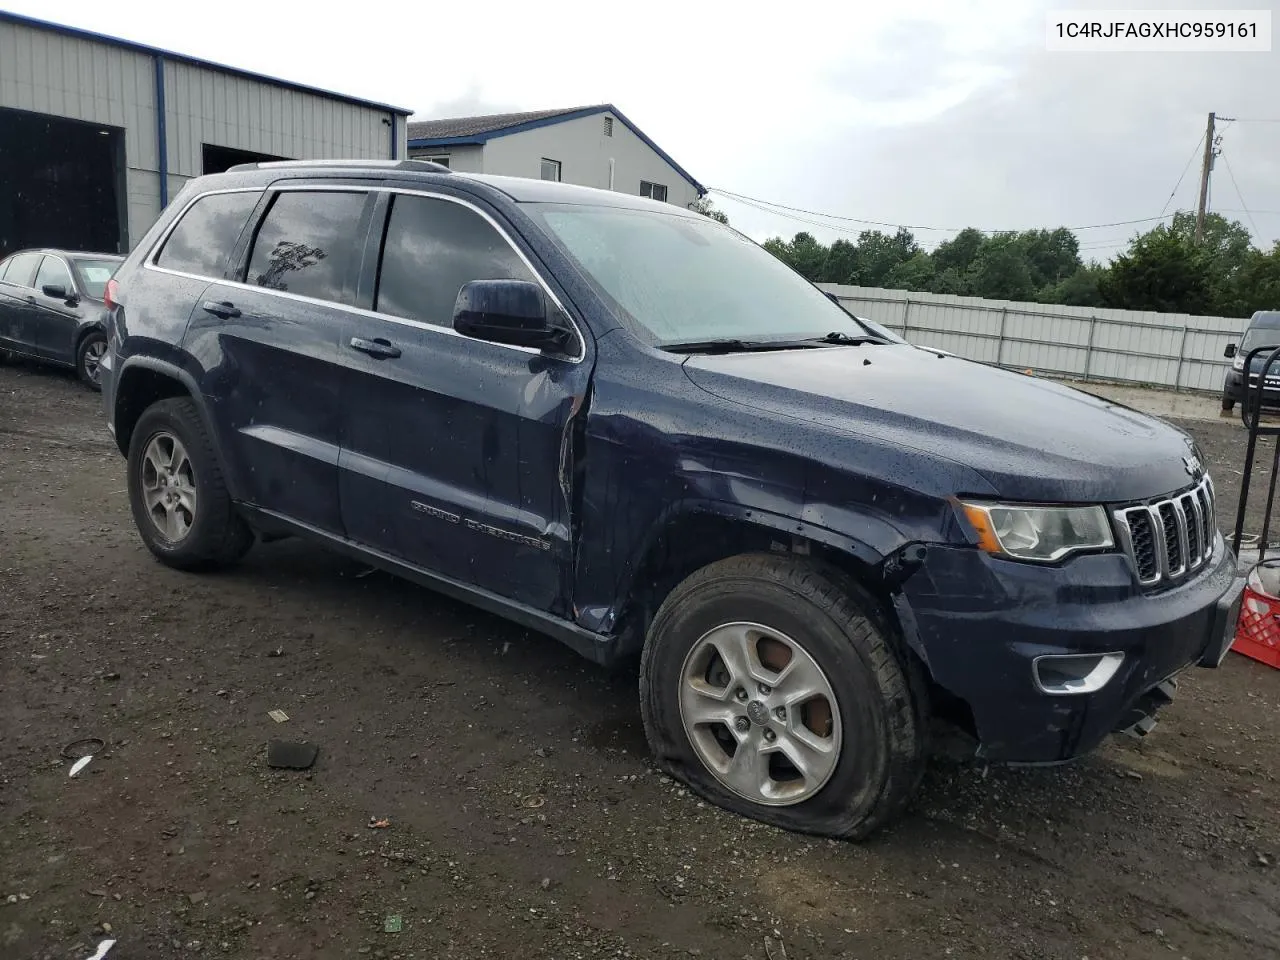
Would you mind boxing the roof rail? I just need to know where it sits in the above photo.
[224,158,452,174]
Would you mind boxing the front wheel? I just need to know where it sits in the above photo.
[126,397,254,570]
[639,554,928,840]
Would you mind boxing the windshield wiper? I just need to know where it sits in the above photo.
[660,338,822,355]
[809,331,889,346]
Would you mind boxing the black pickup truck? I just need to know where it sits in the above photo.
[100,160,1244,839]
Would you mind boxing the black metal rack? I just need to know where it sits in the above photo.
[1232,345,1280,566]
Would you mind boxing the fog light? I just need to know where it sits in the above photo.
[1033,652,1124,695]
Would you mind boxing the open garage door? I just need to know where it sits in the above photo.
[0,107,126,261]
[202,143,289,174]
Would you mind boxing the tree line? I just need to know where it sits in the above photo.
[747,211,1280,319]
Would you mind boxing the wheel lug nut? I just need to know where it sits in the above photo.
[774,706,786,720]
[758,683,772,696]
[763,729,776,742]
[735,688,748,702]
[734,717,750,732]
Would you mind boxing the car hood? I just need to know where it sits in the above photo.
[682,344,1202,503]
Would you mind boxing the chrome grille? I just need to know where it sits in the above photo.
[1114,476,1215,587]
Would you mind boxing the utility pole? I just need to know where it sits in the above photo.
[1194,112,1215,244]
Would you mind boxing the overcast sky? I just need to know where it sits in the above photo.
[10,0,1278,259]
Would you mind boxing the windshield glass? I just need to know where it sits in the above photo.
[73,258,122,299]
[1241,326,1280,355]
[527,203,882,346]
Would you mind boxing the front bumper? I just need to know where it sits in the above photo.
[1225,369,1280,405]
[898,538,1243,763]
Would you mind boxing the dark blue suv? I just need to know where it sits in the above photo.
[101,160,1244,839]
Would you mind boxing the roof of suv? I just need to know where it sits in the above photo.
[221,158,701,216]
[1250,311,1280,328]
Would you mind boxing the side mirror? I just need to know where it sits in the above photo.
[42,283,73,302]
[1225,343,1238,358]
[453,279,568,350]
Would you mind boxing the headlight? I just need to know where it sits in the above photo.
[958,501,1114,562]
[1233,355,1245,371]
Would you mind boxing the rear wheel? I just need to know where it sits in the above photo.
[639,553,928,840]
[76,331,108,391]
[127,397,254,570]
[1222,394,1236,415]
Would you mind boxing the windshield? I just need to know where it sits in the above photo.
[73,258,122,299]
[1241,327,1280,356]
[527,203,883,346]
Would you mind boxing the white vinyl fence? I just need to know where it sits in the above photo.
[820,284,1250,394]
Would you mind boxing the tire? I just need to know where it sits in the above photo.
[127,397,254,570]
[1221,395,1235,414]
[639,553,928,840]
[76,331,108,391]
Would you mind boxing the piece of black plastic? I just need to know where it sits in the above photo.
[267,740,319,770]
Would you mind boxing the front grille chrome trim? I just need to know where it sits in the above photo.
[1113,475,1215,587]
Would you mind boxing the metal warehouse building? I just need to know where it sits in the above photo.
[0,12,411,260]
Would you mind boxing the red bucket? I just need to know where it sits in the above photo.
[1234,559,1280,669]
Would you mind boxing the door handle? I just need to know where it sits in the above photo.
[202,300,241,319]
[349,336,401,359]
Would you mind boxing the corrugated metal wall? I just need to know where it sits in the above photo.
[821,284,1250,393]
[163,60,395,195]
[0,19,159,246]
[1,17,404,251]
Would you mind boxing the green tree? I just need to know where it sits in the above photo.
[1038,263,1107,307]
[1015,227,1082,289]
[688,196,729,225]
[884,251,935,291]
[932,228,985,276]
[1216,243,1280,317]
[819,239,859,284]
[853,228,919,287]
[964,234,1035,301]
[1099,224,1215,314]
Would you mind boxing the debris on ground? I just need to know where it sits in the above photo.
[267,709,289,723]
[368,817,391,830]
[384,915,402,932]
[83,940,116,960]
[267,740,319,770]
[68,755,93,777]
[764,935,788,959]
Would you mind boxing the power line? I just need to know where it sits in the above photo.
[1220,151,1260,237]
[1160,131,1206,217]
[1225,118,1280,124]
[708,186,1175,235]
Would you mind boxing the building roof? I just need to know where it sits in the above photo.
[0,11,413,116]
[406,103,705,196]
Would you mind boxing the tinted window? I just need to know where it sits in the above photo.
[2,253,41,289]
[35,256,73,294]
[375,194,536,326]
[156,191,261,278]
[73,258,122,299]
[246,191,366,304]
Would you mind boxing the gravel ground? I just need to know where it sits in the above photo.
[2,362,1278,960]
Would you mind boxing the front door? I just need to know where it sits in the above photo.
[31,254,82,362]
[338,189,592,614]
[190,186,375,536]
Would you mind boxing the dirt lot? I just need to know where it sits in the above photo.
[2,363,1278,960]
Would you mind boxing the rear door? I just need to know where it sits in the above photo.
[0,253,44,353]
[191,184,374,535]
[337,188,592,613]
[31,255,82,362]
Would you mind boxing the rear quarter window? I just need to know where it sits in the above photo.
[155,191,262,278]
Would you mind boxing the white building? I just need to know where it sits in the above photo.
[407,105,704,210]
[0,11,411,259]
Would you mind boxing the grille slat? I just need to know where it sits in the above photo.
[1115,475,1214,588]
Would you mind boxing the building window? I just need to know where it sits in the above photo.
[540,158,562,182]
[640,181,668,203]
[423,156,450,168]
[603,116,614,137]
